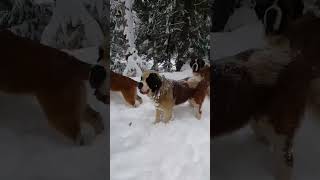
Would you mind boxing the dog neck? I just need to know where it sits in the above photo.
[151,76,172,106]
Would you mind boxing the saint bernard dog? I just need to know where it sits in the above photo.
[138,70,208,123]
[212,11,320,180]
[0,30,107,145]
[97,47,142,107]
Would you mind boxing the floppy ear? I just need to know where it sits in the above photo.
[146,73,162,93]
[199,59,206,69]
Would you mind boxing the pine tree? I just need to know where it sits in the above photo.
[0,0,53,41]
[133,0,210,72]
[83,0,109,34]
[41,0,104,49]
[110,0,129,73]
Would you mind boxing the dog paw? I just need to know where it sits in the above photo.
[75,127,95,146]
[75,134,85,146]
[195,112,202,120]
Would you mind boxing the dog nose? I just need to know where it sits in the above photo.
[138,82,143,89]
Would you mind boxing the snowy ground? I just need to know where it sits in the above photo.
[211,11,320,179]
[212,111,320,180]
[0,47,108,179]
[110,69,210,180]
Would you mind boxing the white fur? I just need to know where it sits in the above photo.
[264,0,282,32]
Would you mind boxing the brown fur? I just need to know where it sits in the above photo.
[111,71,142,107]
[212,13,320,180]
[0,30,104,145]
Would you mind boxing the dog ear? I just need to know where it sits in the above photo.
[146,73,162,93]
[199,59,205,69]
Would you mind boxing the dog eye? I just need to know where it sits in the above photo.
[141,77,143,81]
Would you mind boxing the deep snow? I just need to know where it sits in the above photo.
[212,110,320,180]
[0,47,108,179]
[110,69,210,180]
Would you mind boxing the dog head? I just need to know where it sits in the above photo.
[190,58,206,73]
[138,71,162,96]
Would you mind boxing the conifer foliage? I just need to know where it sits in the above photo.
[133,0,210,71]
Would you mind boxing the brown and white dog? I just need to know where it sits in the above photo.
[111,71,142,107]
[189,58,210,96]
[212,13,320,180]
[0,30,107,145]
[138,71,206,123]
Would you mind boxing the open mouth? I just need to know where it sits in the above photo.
[140,89,149,94]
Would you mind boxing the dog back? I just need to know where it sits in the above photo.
[172,80,195,105]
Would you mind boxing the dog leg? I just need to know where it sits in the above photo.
[136,95,143,106]
[84,105,105,135]
[36,91,82,145]
[250,117,272,145]
[189,99,202,120]
[121,89,137,107]
[154,108,162,124]
[36,83,93,145]
[271,133,293,180]
[251,116,293,180]
[163,108,173,123]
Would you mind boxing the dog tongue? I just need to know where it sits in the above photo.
[140,89,149,94]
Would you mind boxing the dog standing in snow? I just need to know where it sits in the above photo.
[138,70,208,123]
[0,30,107,145]
[212,11,320,180]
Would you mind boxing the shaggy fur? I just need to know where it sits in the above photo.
[0,30,106,145]
[138,71,205,123]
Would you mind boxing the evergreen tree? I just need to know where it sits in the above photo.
[110,0,129,73]
[133,0,210,72]
[0,0,53,41]
[41,0,104,49]
[83,0,109,34]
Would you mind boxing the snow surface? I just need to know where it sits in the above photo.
[0,47,108,179]
[212,110,320,180]
[224,2,259,32]
[110,69,210,180]
[211,21,267,61]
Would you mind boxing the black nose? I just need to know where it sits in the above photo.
[138,82,143,89]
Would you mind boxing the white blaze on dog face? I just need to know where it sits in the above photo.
[139,72,151,94]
